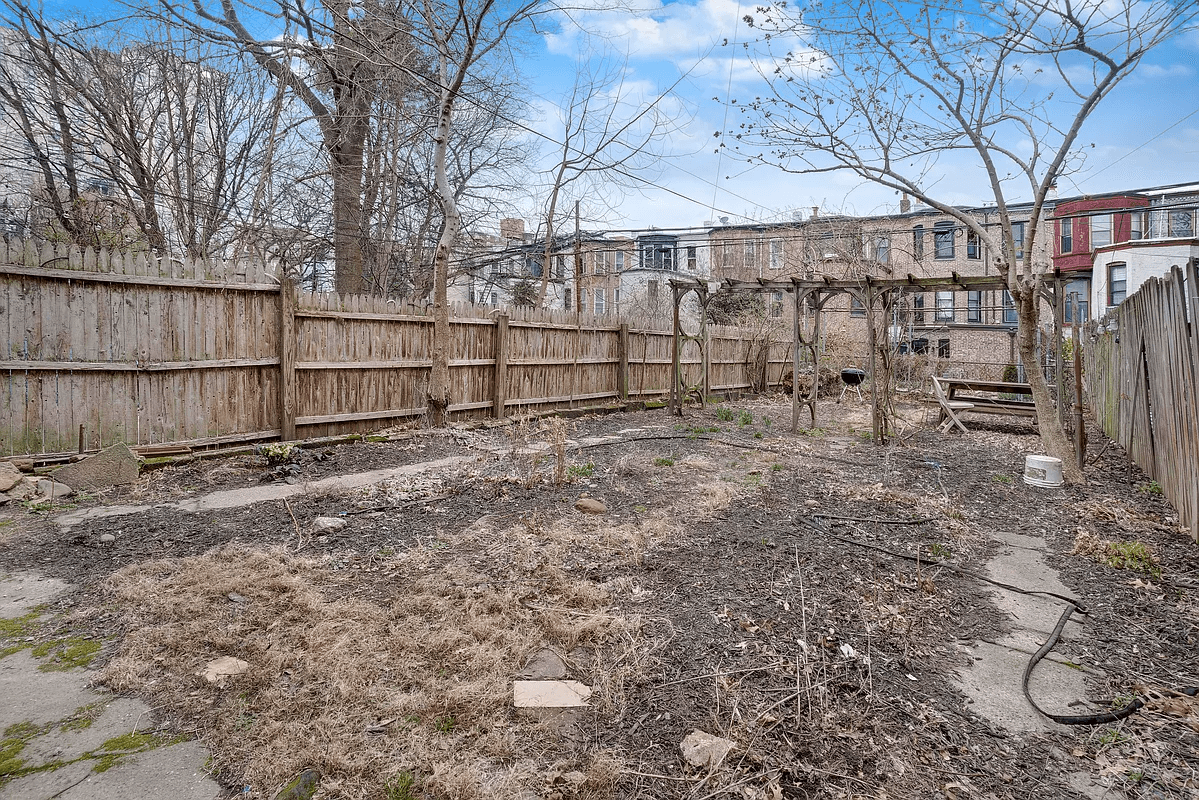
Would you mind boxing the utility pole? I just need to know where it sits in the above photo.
[573,200,582,313]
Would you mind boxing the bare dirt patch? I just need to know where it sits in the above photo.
[2,397,1198,799]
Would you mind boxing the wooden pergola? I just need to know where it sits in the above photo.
[668,272,1073,443]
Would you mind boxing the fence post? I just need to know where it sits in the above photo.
[618,323,629,402]
[494,313,509,418]
[278,277,297,441]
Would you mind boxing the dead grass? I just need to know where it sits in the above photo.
[97,541,639,799]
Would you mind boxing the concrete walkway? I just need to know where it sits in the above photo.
[955,529,1127,800]
[0,573,220,800]
[55,455,473,530]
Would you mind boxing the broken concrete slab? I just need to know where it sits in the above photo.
[55,456,473,530]
[519,648,568,680]
[513,680,591,708]
[53,740,219,800]
[24,697,152,765]
[0,650,104,731]
[0,758,95,800]
[956,640,1088,732]
[1067,771,1128,800]
[0,573,69,618]
[680,729,736,769]
[51,443,140,491]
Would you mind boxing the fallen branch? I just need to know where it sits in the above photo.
[813,513,939,526]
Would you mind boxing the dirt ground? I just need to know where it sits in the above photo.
[2,396,1198,800]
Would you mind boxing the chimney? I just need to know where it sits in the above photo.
[900,194,911,214]
[499,217,524,242]
[791,210,805,222]
[810,206,819,219]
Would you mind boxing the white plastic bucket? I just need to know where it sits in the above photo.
[1023,455,1064,488]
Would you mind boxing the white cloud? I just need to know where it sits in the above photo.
[1135,63,1194,79]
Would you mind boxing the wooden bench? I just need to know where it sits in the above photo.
[931,376,1038,432]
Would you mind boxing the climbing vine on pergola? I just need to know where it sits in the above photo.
[668,273,1068,445]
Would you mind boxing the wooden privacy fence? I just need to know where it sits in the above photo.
[1084,263,1199,542]
[1,242,795,456]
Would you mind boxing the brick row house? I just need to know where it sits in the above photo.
[1050,183,1199,320]
[458,180,1196,378]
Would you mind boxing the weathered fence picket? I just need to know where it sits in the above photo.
[1,244,793,456]
[1084,264,1199,542]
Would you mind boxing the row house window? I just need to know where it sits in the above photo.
[1059,218,1073,254]
[966,230,981,260]
[1108,263,1126,306]
[686,246,697,271]
[934,222,955,259]
[745,239,757,268]
[913,225,924,259]
[875,235,890,264]
[934,290,954,321]
[1003,291,1018,324]
[967,290,981,323]
[1091,214,1112,248]
[1064,279,1090,324]
[770,238,783,270]
[1012,222,1025,261]
[595,250,607,274]
[594,288,606,314]
[1130,211,1144,240]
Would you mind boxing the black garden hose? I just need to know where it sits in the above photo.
[798,514,1199,726]
[1023,602,1199,725]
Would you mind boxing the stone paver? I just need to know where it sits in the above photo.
[0,574,220,800]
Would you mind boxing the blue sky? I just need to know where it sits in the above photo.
[524,0,1199,231]
[34,0,1199,232]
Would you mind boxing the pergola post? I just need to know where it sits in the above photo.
[1053,277,1065,428]
[790,284,802,431]
[863,282,882,444]
[670,283,683,415]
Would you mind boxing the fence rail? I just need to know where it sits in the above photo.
[1,243,793,456]
[1084,263,1199,542]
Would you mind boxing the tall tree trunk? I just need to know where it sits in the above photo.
[427,58,459,426]
[331,132,367,295]
[1015,289,1082,483]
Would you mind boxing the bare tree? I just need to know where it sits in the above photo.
[0,4,288,256]
[156,0,422,293]
[419,0,544,425]
[536,50,676,306]
[735,0,1198,482]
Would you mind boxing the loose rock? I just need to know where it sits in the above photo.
[200,656,250,684]
[311,516,348,533]
[99,533,116,544]
[0,461,22,492]
[574,497,607,515]
[35,479,73,499]
[519,648,568,679]
[680,729,736,769]
[272,768,321,800]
